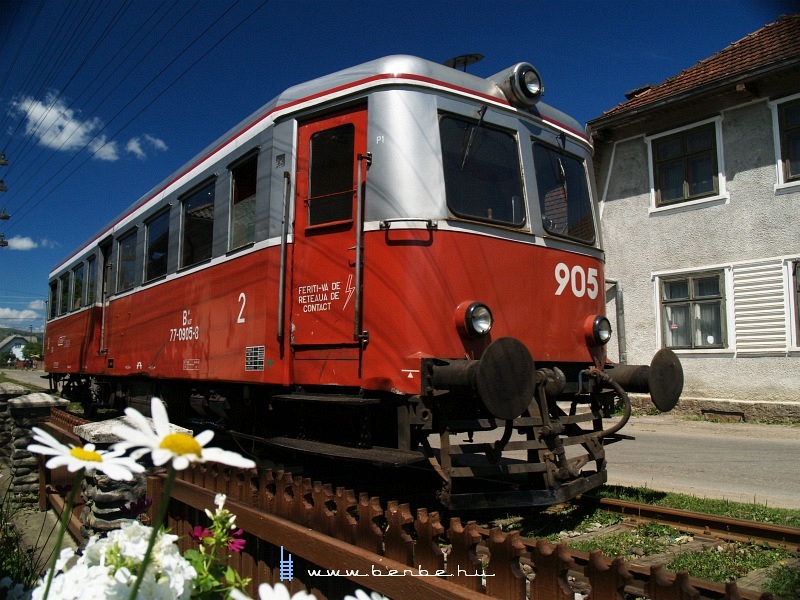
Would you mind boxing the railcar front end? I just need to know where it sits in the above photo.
[44,55,682,509]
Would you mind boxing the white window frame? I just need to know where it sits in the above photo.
[645,116,729,215]
[655,257,800,356]
[653,267,733,354]
[769,92,800,194]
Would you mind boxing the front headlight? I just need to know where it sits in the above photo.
[490,62,544,109]
[456,301,494,338]
[585,314,612,346]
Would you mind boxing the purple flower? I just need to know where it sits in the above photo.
[227,529,246,553]
[189,525,212,543]
[121,497,153,517]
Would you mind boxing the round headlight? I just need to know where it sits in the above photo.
[456,301,494,338]
[490,62,544,109]
[520,67,543,100]
[584,315,612,346]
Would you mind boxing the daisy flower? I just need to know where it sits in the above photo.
[113,397,256,471]
[28,427,145,481]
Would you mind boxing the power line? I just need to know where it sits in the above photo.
[4,0,273,232]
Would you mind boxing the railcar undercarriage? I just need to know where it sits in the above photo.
[49,340,682,510]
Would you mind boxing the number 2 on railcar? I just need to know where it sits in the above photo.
[45,56,683,509]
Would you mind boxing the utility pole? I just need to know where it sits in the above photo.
[0,151,8,247]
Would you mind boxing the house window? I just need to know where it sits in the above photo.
[181,181,215,268]
[145,210,170,282]
[661,271,725,349]
[794,261,800,345]
[229,155,257,250]
[72,263,84,310]
[652,123,718,206]
[779,100,800,183]
[117,230,137,292]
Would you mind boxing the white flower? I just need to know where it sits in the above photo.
[215,493,227,509]
[344,590,391,600]
[228,582,319,600]
[32,521,196,600]
[258,582,316,599]
[113,397,256,471]
[28,426,145,481]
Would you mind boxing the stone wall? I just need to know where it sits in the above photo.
[8,393,68,499]
[0,382,28,463]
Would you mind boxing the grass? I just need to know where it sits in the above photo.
[595,484,800,528]
[665,542,794,584]
[568,521,683,559]
[765,562,800,599]
[0,474,45,589]
[510,484,800,596]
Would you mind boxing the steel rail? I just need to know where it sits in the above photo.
[576,495,800,552]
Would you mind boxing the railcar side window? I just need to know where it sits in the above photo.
[86,256,97,305]
[145,210,169,282]
[48,281,58,319]
[72,263,84,310]
[117,231,137,292]
[533,143,595,243]
[181,182,215,268]
[661,272,726,349]
[229,156,257,250]
[440,115,525,226]
[59,273,70,315]
[308,124,355,226]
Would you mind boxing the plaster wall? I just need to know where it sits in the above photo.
[599,100,800,404]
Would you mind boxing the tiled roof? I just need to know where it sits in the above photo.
[592,14,800,124]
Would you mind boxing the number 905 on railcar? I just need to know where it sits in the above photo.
[45,55,683,509]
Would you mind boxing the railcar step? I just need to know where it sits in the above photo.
[263,436,424,467]
[271,393,379,405]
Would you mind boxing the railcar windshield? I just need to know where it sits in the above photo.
[533,142,595,244]
[439,114,525,227]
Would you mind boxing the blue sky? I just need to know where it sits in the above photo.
[0,0,796,332]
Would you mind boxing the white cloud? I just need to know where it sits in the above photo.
[126,137,146,160]
[11,92,118,161]
[39,239,60,249]
[88,136,119,161]
[126,134,167,159]
[28,300,46,310]
[6,236,37,250]
[0,306,40,324]
[144,134,167,152]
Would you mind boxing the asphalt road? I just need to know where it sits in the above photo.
[0,367,51,390]
[4,368,798,509]
[603,414,800,509]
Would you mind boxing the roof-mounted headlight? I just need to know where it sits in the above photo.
[456,301,494,338]
[490,62,544,109]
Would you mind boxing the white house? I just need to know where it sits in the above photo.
[588,15,800,420]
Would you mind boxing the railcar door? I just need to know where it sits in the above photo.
[290,106,368,377]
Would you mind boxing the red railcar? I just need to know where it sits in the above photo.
[45,56,682,508]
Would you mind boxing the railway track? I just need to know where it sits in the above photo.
[471,496,799,599]
[575,495,800,552]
